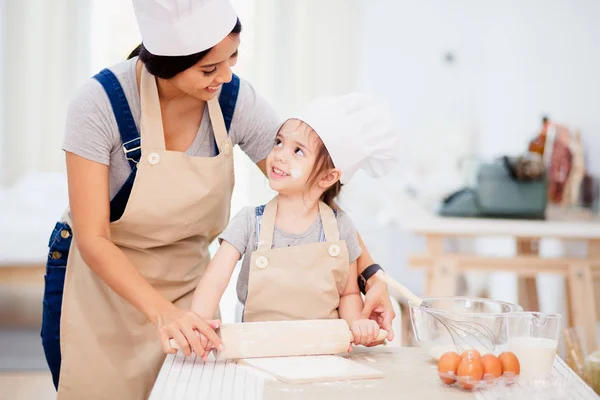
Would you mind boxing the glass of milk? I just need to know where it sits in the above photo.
[506,312,562,382]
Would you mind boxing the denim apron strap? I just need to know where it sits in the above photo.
[219,75,240,130]
[215,73,240,154]
[93,69,140,222]
[94,69,141,168]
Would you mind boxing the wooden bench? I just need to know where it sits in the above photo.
[0,263,46,328]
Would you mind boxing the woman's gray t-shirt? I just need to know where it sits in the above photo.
[62,57,281,200]
[219,206,363,304]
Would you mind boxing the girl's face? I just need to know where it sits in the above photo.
[266,120,320,195]
[169,34,240,102]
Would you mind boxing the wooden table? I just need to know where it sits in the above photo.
[0,262,46,328]
[391,192,600,352]
[149,346,598,399]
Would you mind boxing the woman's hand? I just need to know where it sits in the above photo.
[350,319,380,346]
[154,304,223,357]
[360,280,395,343]
[355,234,395,343]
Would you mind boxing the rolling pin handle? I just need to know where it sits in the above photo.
[375,270,423,306]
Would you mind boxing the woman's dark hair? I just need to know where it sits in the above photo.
[127,18,242,79]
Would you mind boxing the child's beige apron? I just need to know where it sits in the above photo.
[57,66,234,399]
[243,197,350,322]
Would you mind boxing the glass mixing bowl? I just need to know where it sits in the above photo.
[409,296,523,360]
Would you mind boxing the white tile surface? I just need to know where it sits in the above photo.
[148,353,265,400]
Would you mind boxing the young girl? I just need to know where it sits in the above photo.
[191,93,397,350]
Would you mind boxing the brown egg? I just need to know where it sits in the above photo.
[498,351,520,376]
[460,349,481,360]
[457,357,483,390]
[480,354,502,381]
[437,352,461,385]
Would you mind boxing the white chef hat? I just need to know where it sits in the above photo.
[132,0,238,56]
[292,93,398,185]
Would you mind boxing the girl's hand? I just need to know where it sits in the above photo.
[350,319,380,346]
[195,320,222,362]
[360,280,395,342]
[154,304,223,357]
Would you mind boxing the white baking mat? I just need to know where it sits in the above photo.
[475,356,600,400]
[240,355,384,384]
[148,352,267,400]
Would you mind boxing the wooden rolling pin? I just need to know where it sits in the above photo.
[169,319,387,360]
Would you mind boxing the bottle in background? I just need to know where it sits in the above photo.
[528,116,550,156]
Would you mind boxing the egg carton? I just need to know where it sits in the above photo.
[438,371,578,399]
[482,378,576,400]
[438,371,518,391]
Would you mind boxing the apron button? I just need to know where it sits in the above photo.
[256,256,268,269]
[51,251,62,259]
[60,230,70,239]
[148,152,160,165]
[328,245,341,257]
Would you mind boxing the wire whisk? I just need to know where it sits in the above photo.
[374,270,500,354]
[423,308,498,354]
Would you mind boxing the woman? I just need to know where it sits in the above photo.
[40,0,396,398]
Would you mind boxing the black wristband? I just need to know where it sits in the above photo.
[358,263,384,294]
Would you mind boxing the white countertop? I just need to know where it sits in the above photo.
[149,347,599,400]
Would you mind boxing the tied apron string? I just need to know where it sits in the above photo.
[206,98,230,155]
[140,67,167,150]
[318,201,340,241]
[257,199,277,251]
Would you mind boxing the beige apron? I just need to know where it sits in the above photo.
[243,197,349,322]
[57,66,234,400]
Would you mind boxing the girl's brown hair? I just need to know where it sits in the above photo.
[306,136,342,210]
[278,119,342,209]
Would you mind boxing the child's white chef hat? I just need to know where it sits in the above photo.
[132,0,237,56]
[293,93,399,185]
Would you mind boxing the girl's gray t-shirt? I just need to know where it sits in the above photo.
[62,57,281,200]
[219,206,363,304]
